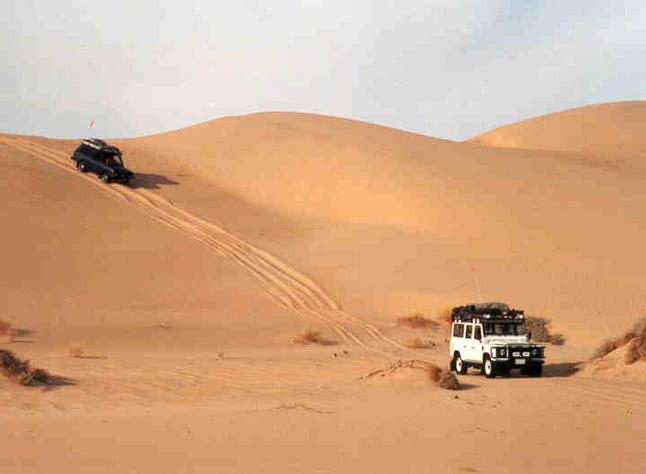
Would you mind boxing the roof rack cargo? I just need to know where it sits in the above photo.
[81,138,122,156]
[450,303,525,322]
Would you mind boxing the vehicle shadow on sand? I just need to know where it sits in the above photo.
[542,362,581,378]
[130,173,180,190]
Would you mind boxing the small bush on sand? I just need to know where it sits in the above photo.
[436,308,452,324]
[594,317,646,364]
[0,319,11,335]
[292,330,326,345]
[426,363,460,390]
[362,359,460,391]
[405,338,435,349]
[0,349,50,386]
[67,343,84,358]
[526,316,566,345]
[396,314,439,329]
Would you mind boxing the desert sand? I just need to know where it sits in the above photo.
[1,102,645,473]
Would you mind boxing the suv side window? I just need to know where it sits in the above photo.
[453,323,464,338]
[79,145,96,158]
[465,324,473,339]
[474,326,482,340]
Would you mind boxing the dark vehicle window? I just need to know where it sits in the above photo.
[465,325,473,339]
[79,145,95,156]
[102,154,123,167]
[453,324,464,338]
[474,326,482,340]
[483,322,527,336]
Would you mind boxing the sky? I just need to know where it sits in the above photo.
[2,0,645,140]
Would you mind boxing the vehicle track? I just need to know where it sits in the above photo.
[546,377,646,410]
[1,137,406,357]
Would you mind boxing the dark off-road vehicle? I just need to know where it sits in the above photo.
[71,139,134,185]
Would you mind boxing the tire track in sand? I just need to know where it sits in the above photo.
[1,137,406,356]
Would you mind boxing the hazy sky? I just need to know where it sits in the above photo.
[2,0,644,140]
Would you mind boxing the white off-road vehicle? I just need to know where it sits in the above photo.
[449,304,545,378]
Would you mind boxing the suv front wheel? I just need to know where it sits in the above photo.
[77,161,88,172]
[483,355,496,378]
[100,173,111,184]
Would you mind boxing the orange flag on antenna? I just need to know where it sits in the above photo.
[89,118,94,128]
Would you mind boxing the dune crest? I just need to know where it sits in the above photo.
[468,101,646,157]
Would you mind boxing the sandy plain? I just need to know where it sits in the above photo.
[1,102,645,473]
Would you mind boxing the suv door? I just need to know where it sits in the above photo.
[451,323,466,358]
[463,324,477,361]
[472,324,484,363]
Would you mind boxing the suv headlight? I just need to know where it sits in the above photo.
[492,347,507,358]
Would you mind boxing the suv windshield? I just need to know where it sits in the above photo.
[483,322,527,336]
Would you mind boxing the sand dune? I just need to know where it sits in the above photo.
[2,104,646,473]
[469,101,646,157]
[115,110,646,343]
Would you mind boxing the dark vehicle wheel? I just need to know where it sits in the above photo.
[77,161,88,172]
[100,173,111,184]
[449,357,456,372]
[483,356,496,378]
[454,353,467,375]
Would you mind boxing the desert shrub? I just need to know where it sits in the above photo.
[396,314,439,329]
[436,308,453,324]
[526,316,566,345]
[593,317,646,364]
[426,363,459,390]
[405,338,435,349]
[292,330,326,345]
[0,349,50,386]
[67,343,84,358]
[626,329,646,364]
[0,319,11,335]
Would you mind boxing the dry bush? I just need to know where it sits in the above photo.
[67,343,84,358]
[362,359,459,391]
[595,318,646,364]
[7,328,19,339]
[626,330,646,364]
[526,316,566,345]
[405,337,435,349]
[396,313,439,329]
[0,319,11,335]
[436,308,452,324]
[0,349,50,386]
[292,330,326,345]
[426,363,460,390]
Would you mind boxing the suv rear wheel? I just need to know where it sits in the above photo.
[454,353,467,375]
[77,161,87,172]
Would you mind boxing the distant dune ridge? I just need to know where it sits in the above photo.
[468,101,646,157]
